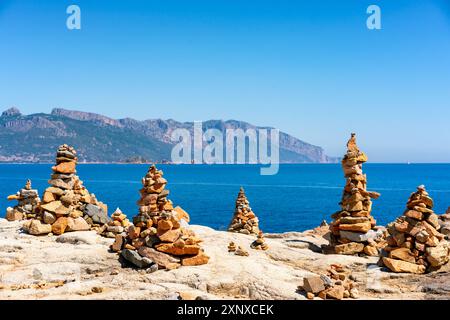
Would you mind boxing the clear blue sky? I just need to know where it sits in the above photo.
[1,0,449,162]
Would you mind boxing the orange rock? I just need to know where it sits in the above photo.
[158,228,181,242]
[181,252,210,266]
[43,191,56,203]
[52,161,76,174]
[163,201,174,211]
[111,234,124,252]
[405,210,423,220]
[389,248,416,263]
[52,217,68,235]
[174,206,190,223]
[128,226,141,239]
[124,244,136,250]
[147,184,165,193]
[363,245,379,256]
[173,239,185,248]
[155,243,200,256]
[338,221,371,233]
[157,219,173,232]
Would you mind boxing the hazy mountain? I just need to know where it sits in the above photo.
[0,107,338,163]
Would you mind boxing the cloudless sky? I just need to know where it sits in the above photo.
[1,0,450,162]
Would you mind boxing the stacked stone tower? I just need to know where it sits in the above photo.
[6,180,41,221]
[326,134,384,255]
[228,187,260,235]
[23,145,108,235]
[382,185,449,273]
[112,165,209,269]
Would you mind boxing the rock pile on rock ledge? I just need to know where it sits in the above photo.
[100,208,130,238]
[299,264,358,300]
[250,231,269,250]
[22,145,108,236]
[111,165,209,269]
[382,185,450,274]
[228,187,260,235]
[325,133,385,256]
[6,180,40,221]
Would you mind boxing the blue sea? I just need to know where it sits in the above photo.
[0,164,449,233]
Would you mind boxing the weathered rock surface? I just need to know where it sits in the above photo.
[1,219,450,300]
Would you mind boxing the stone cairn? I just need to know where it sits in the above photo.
[111,165,209,270]
[227,241,250,256]
[228,187,260,235]
[250,231,269,250]
[99,208,130,238]
[299,264,358,300]
[382,185,450,274]
[439,207,450,239]
[325,133,385,256]
[5,180,41,221]
[22,144,108,236]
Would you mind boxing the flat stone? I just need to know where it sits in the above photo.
[339,229,382,243]
[181,252,210,266]
[138,246,181,269]
[121,249,154,269]
[155,243,200,256]
[334,242,364,255]
[84,204,108,224]
[302,276,325,294]
[338,221,372,233]
[382,257,426,274]
[339,216,369,224]
[389,248,416,264]
[49,179,74,190]
[157,228,181,242]
[41,201,62,213]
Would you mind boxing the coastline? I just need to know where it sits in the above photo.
[1,218,449,300]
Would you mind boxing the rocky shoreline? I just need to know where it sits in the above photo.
[1,218,449,300]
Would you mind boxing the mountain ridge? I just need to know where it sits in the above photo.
[0,107,338,163]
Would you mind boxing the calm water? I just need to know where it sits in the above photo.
[0,164,449,233]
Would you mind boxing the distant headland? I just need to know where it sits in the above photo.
[0,107,338,164]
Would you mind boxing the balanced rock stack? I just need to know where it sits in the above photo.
[382,185,450,274]
[100,208,130,238]
[112,165,209,269]
[250,231,269,250]
[326,133,384,256]
[23,145,108,236]
[439,207,450,238]
[228,187,260,235]
[5,180,41,221]
[227,241,250,256]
